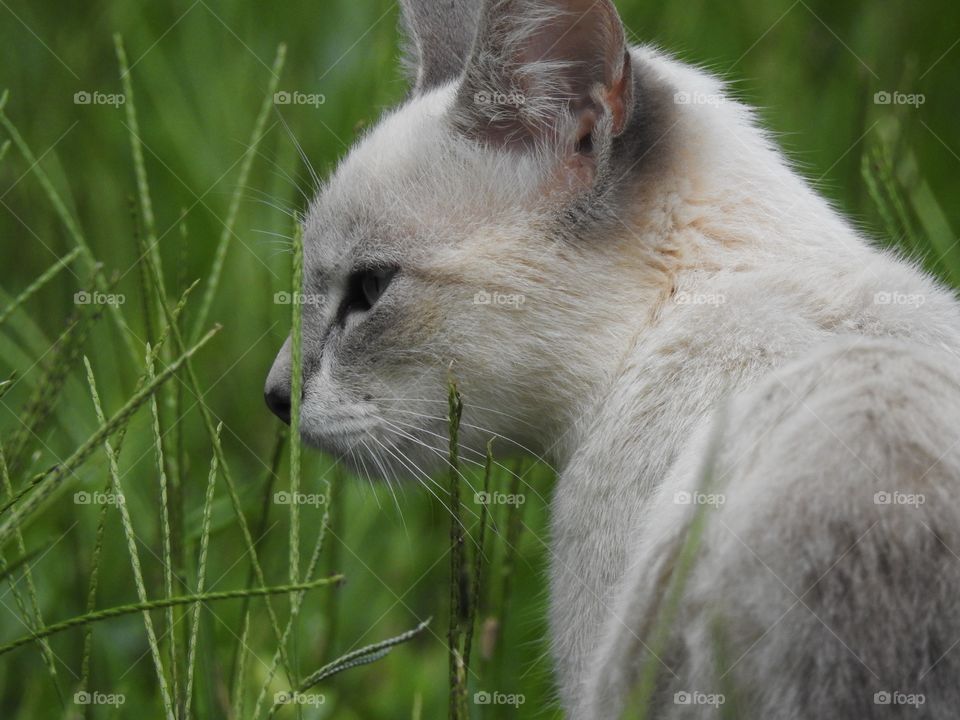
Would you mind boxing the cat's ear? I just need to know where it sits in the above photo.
[453,0,633,186]
[399,0,483,94]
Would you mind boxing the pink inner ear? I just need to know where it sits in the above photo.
[605,51,633,137]
[455,0,632,159]
[517,0,627,89]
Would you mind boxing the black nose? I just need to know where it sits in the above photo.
[264,386,292,425]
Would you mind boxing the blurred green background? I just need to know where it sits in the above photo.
[0,0,957,718]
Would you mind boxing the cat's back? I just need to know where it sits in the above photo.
[581,324,960,718]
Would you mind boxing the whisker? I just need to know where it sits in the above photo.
[368,433,480,531]
[276,111,322,194]
[361,437,407,532]
[384,416,553,507]
[349,444,381,510]
[379,397,537,429]
[387,408,558,474]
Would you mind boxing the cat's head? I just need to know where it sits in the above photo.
[265,0,678,476]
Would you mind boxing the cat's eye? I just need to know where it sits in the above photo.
[360,268,394,308]
[339,266,397,322]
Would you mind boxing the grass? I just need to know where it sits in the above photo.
[0,0,957,718]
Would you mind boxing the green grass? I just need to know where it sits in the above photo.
[0,0,958,718]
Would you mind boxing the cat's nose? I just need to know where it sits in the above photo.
[264,384,292,425]
[265,336,294,425]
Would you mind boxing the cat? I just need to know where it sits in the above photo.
[264,0,960,717]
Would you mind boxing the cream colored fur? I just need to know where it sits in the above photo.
[265,2,960,717]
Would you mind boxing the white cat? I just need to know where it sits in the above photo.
[265,1,960,717]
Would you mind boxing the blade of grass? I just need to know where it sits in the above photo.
[489,457,527,701]
[131,197,158,349]
[446,377,468,719]
[622,418,724,720]
[0,545,39,585]
[250,475,334,719]
[862,149,903,249]
[289,224,303,584]
[0,326,221,545]
[231,428,286,719]
[77,476,112,708]
[0,576,344,659]
[710,615,741,720]
[114,35,164,296]
[0,446,64,705]
[0,102,141,365]
[190,44,287,342]
[141,241,296,686]
[266,619,431,720]
[287,224,304,707]
[84,357,176,720]
[4,265,105,473]
[317,463,344,660]
[169,212,191,679]
[146,348,179,712]
[0,373,17,403]
[183,426,221,720]
[0,247,81,330]
[77,336,176,705]
[463,439,494,677]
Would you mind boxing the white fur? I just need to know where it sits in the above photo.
[267,18,960,719]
